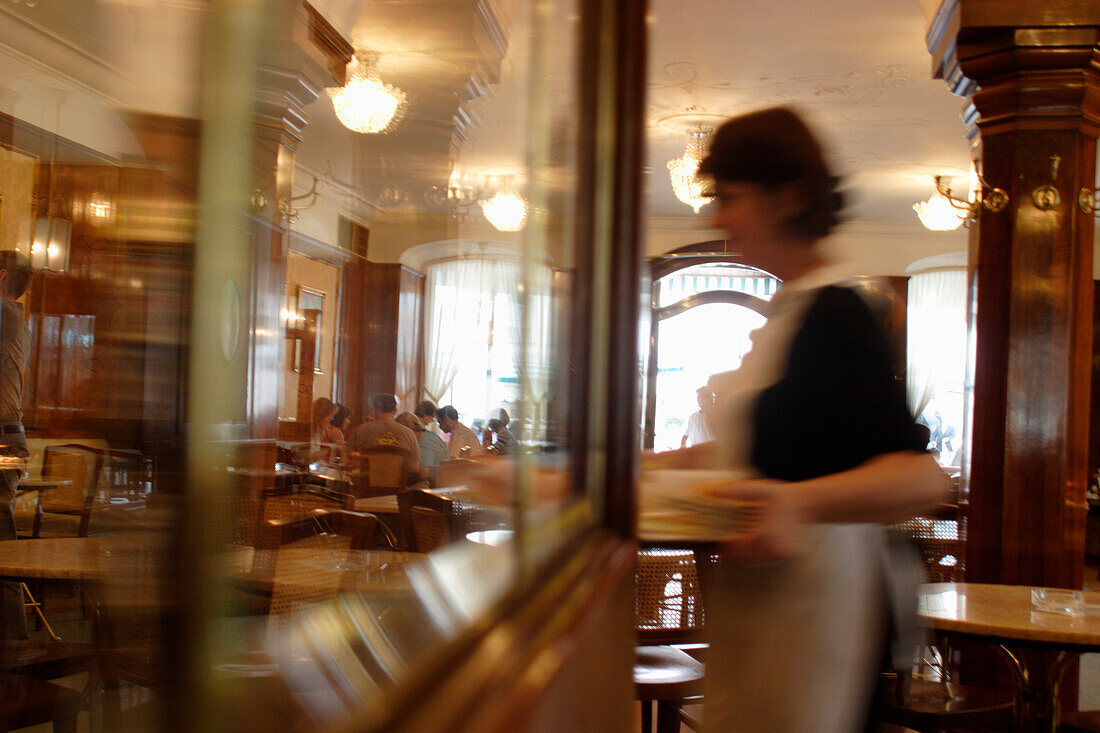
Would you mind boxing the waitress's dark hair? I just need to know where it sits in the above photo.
[697,107,843,239]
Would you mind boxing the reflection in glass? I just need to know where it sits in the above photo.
[0,0,582,728]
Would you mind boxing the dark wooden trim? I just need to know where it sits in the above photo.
[302,1,353,85]
[568,0,647,534]
[655,291,770,322]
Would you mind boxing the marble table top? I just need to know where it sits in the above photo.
[0,538,104,580]
[918,582,1100,649]
[17,477,73,489]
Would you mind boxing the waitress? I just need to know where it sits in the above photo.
[687,108,946,732]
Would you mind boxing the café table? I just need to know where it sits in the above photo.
[16,476,73,497]
[0,537,106,640]
[0,537,105,581]
[918,582,1100,732]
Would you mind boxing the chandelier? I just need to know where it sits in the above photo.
[479,179,528,232]
[327,49,407,134]
[667,125,712,214]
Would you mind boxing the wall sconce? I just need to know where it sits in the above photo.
[1031,156,1061,211]
[30,217,71,272]
[914,161,1008,231]
[1080,187,1100,217]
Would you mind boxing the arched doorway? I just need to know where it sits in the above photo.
[643,241,780,450]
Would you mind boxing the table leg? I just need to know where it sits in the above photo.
[21,582,60,641]
[996,645,1074,733]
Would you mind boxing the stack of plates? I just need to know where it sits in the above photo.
[638,469,761,542]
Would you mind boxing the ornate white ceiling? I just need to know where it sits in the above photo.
[645,0,973,224]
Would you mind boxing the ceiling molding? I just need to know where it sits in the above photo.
[0,5,126,107]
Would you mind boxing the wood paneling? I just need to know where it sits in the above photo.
[932,5,1100,592]
[336,260,424,419]
[396,266,423,412]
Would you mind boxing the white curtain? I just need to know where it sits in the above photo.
[423,257,552,426]
[423,258,496,406]
[906,268,967,418]
[521,264,553,435]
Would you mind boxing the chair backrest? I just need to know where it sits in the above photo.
[252,489,349,549]
[37,444,105,537]
[635,547,704,645]
[895,506,962,583]
[434,458,481,488]
[265,509,385,630]
[260,508,381,551]
[397,489,462,552]
[366,447,407,490]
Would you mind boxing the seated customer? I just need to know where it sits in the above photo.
[485,409,517,455]
[347,394,423,485]
[311,397,343,462]
[414,400,438,430]
[395,411,447,486]
[437,405,483,457]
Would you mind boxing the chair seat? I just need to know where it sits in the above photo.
[1061,711,1100,732]
[876,675,1014,731]
[634,645,704,701]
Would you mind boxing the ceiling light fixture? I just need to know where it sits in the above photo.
[667,125,712,214]
[327,48,407,134]
[479,179,528,232]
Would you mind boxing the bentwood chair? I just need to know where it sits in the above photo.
[32,444,105,538]
[396,489,464,552]
[434,458,481,489]
[265,509,389,631]
[634,547,705,733]
[875,508,1015,732]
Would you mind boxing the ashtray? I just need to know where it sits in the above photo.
[1031,588,1085,615]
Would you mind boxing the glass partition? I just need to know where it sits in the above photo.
[0,0,589,728]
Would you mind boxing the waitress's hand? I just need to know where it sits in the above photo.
[705,478,809,561]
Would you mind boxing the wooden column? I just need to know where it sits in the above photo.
[336,262,424,417]
[931,1,1100,589]
[247,0,352,439]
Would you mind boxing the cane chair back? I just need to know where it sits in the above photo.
[895,506,962,583]
[635,548,704,645]
[34,444,105,538]
[252,489,348,550]
[634,548,706,731]
[435,458,481,489]
[397,489,462,552]
[365,445,408,491]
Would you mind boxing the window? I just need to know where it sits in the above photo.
[907,267,967,467]
[423,256,554,440]
[650,263,778,451]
